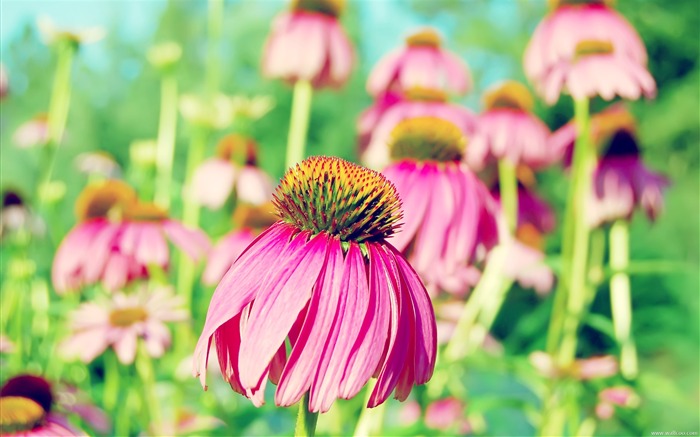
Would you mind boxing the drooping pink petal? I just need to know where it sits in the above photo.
[189,158,237,210]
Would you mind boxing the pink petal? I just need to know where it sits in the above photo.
[189,158,236,209]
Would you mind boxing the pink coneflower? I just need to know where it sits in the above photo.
[530,351,618,380]
[368,28,471,97]
[363,87,477,170]
[0,64,8,99]
[13,114,50,148]
[194,156,437,413]
[53,180,210,293]
[189,135,273,210]
[75,151,121,179]
[262,0,353,89]
[357,90,403,154]
[1,190,45,240]
[380,116,499,296]
[550,107,668,226]
[524,1,654,104]
[0,375,84,436]
[61,285,187,364]
[467,81,552,171]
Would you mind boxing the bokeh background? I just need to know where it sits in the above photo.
[1,0,698,435]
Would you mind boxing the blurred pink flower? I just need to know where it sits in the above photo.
[0,334,15,354]
[467,81,552,170]
[13,114,50,148]
[75,151,121,179]
[398,400,422,425]
[55,384,110,433]
[156,409,224,436]
[596,386,638,420]
[499,235,554,296]
[204,203,278,285]
[492,178,556,235]
[53,181,210,293]
[194,157,436,413]
[381,117,499,296]
[262,0,353,89]
[357,90,403,154]
[425,397,471,434]
[61,286,187,364]
[188,135,273,210]
[524,1,651,103]
[363,87,477,169]
[0,375,84,436]
[0,64,8,99]
[367,27,471,97]
[530,352,618,380]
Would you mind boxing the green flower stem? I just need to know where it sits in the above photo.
[444,247,506,361]
[206,0,223,96]
[285,80,313,169]
[353,380,385,437]
[498,159,518,234]
[103,350,120,412]
[295,393,319,437]
[587,228,606,290]
[41,40,75,192]
[176,126,210,351]
[609,219,638,379]
[154,74,179,209]
[539,98,595,437]
[557,98,596,366]
[136,343,161,434]
[468,278,514,354]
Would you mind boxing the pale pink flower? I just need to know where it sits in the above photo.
[425,397,471,434]
[381,117,498,296]
[596,386,639,419]
[13,114,50,148]
[0,335,15,354]
[189,135,273,210]
[357,90,403,154]
[0,375,85,436]
[499,237,554,295]
[61,286,187,364]
[363,88,477,170]
[262,1,353,89]
[398,400,421,425]
[467,81,552,170]
[530,352,618,380]
[524,1,651,104]
[194,157,437,413]
[367,27,471,97]
[75,151,121,179]
[156,409,224,436]
[53,181,210,293]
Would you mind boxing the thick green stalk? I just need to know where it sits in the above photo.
[41,40,75,190]
[154,74,179,209]
[285,80,313,169]
[136,343,161,433]
[295,393,319,437]
[498,159,519,234]
[103,350,120,412]
[609,219,637,379]
[444,247,505,361]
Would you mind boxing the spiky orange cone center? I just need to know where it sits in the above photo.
[574,39,615,61]
[389,116,466,163]
[75,180,137,223]
[483,81,535,112]
[273,157,402,243]
[406,28,442,48]
[291,0,345,17]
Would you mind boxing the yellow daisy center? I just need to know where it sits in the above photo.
[291,0,345,17]
[405,28,442,48]
[273,157,402,243]
[389,116,466,163]
[483,81,534,112]
[404,87,448,103]
[575,39,615,59]
[75,180,137,223]
[109,306,149,327]
[122,202,169,223]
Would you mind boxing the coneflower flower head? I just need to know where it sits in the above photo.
[0,375,83,436]
[262,0,353,89]
[367,27,472,97]
[382,117,499,295]
[195,156,437,413]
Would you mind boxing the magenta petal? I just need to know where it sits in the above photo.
[339,243,391,399]
[193,223,293,384]
[82,223,121,285]
[368,246,411,408]
[162,220,210,262]
[52,220,104,292]
[309,243,370,413]
[134,224,170,267]
[238,231,330,391]
[274,238,342,408]
[215,314,245,395]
